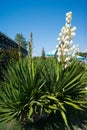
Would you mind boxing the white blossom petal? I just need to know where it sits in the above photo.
[71,27,77,32]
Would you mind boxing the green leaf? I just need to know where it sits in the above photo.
[60,110,69,128]
[44,108,52,114]
[28,106,33,119]
[48,105,58,110]
[64,101,83,110]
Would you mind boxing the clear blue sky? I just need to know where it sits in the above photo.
[0,0,87,56]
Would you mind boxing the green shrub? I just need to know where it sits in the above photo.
[0,58,87,129]
[0,59,44,124]
[40,58,87,128]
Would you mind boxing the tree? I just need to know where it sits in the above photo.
[0,47,19,83]
[78,52,87,58]
[41,48,46,58]
[15,33,27,50]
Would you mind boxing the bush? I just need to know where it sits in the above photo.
[0,58,87,129]
[0,46,26,83]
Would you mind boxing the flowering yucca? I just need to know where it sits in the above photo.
[56,12,79,68]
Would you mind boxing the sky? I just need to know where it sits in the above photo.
[0,0,87,56]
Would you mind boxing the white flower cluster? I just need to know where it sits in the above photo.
[56,12,79,67]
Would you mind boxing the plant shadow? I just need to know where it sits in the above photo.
[22,107,87,130]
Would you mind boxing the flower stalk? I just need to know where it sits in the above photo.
[56,12,79,69]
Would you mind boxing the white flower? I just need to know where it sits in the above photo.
[72,45,76,49]
[66,12,72,17]
[85,87,87,90]
[60,43,64,48]
[64,48,68,53]
[72,53,75,57]
[56,11,79,69]
[64,41,69,45]
[70,33,76,39]
[66,13,69,16]
[59,33,62,36]
[71,32,76,37]
[57,37,60,41]
[64,63,68,69]
[56,45,58,48]
[59,41,62,44]
[69,40,73,44]
[57,57,61,62]
[57,51,61,56]
[61,26,66,33]
[68,12,72,15]
[65,23,71,28]
[64,29,70,35]
[65,57,70,62]
[67,14,71,19]
[65,36,69,40]
[75,47,79,52]
[58,47,61,51]
[71,27,77,32]
[66,17,72,23]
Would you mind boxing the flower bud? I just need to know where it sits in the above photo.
[56,45,58,48]
[65,23,71,28]
[71,27,77,32]
[70,32,76,39]
[57,37,60,41]
[59,33,62,36]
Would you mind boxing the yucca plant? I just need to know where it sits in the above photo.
[0,59,45,125]
[40,58,87,128]
[0,57,87,129]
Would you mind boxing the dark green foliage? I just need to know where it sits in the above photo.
[41,48,46,58]
[0,59,45,124]
[0,57,87,129]
[15,33,27,49]
[40,58,87,128]
[0,46,26,83]
[78,52,87,58]
[0,47,20,83]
